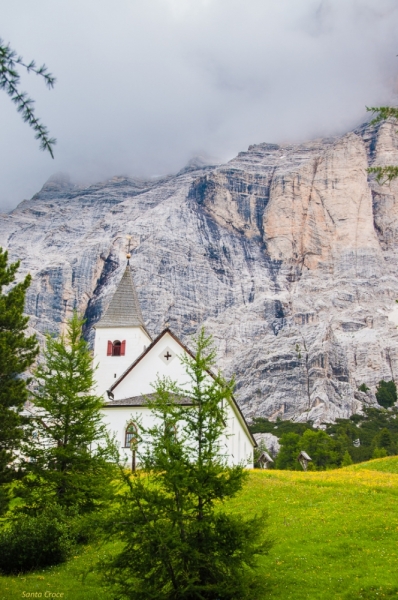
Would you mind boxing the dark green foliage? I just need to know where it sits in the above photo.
[0,39,56,156]
[250,416,314,436]
[372,447,388,459]
[341,450,353,466]
[300,429,342,470]
[358,383,370,392]
[372,427,396,454]
[26,312,117,513]
[376,380,397,408]
[0,506,72,574]
[275,433,301,470]
[0,249,38,511]
[102,329,271,600]
[324,408,398,463]
[276,430,342,471]
[252,405,398,469]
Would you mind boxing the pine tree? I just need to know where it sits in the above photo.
[0,248,38,511]
[102,329,271,600]
[27,312,116,513]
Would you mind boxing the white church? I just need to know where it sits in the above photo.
[93,263,256,469]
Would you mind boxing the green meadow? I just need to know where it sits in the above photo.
[2,458,398,599]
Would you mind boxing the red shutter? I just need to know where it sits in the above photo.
[107,341,113,356]
[121,340,126,356]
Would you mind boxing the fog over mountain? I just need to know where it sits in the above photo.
[1,0,398,210]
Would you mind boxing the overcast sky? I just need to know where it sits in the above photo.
[1,0,398,211]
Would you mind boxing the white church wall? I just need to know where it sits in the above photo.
[93,326,151,394]
[221,401,254,468]
[99,331,254,468]
[102,403,253,469]
[113,332,191,400]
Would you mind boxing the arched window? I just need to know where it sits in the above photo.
[113,340,121,356]
[125,422,138,448]
[107,340,126,356]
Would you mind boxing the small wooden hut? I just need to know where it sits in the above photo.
[297,450,312,471]
[257,451,274,469]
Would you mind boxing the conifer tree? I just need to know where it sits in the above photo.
[27,312,116,513]
[103,329,271,600]
[0,248,38,510]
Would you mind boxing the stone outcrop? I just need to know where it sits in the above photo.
[253,433,280,457]
[2,122,398,424]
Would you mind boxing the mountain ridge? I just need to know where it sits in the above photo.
[2,121,398,424]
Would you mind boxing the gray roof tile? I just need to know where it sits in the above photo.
[96,265,144,328]
[104,393,193,407]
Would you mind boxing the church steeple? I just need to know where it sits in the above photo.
[96,265,144,329]
[93,262,152,396]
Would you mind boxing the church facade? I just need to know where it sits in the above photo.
[94,265,255,468]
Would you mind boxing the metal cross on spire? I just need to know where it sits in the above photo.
[126,235,133,264]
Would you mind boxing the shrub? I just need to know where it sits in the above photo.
[0,509,72,574]
[376,380,397,408]
[358,383,370,393]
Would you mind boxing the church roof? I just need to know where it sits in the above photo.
[104,393,193,407]
[96,264,146,329]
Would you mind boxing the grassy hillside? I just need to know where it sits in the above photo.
[2,459,398,599]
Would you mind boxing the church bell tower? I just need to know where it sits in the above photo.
[93,263,152,397]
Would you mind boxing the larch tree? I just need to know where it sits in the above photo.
[102,329,271,600]
[0,38,56,157]
[27,312,116,514]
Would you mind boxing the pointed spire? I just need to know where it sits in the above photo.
[96,265,144,328]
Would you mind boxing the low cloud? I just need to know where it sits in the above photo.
[1,0,397,210]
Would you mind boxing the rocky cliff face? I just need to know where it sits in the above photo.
[2,122,398,424]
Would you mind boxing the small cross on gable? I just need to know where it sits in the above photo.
[159,346,175,365]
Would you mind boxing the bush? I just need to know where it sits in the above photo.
[376,380,397,408]
[0,510,73,574]
[358,383,370,393]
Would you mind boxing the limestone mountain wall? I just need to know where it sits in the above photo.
[2,122,398,423]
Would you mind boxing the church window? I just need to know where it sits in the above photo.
[107,340,126,356]
[125,422,138,448]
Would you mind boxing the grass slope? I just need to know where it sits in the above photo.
[2,458,398,599]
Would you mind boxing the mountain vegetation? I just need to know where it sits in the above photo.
[251,399,398,469]
[367,106,398,183]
